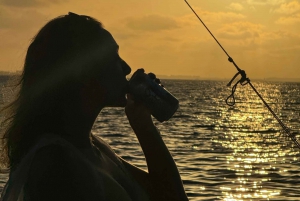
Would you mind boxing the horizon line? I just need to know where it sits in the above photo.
[0,71,300,82]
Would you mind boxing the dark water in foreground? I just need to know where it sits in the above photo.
[1,79,300,200]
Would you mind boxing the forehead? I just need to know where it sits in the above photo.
[100,29,118,50]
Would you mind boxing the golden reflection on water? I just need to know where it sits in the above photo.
[214,84,299,201]
[222,143,282,201]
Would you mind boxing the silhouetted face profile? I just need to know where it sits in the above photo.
[23,14,132,110]
[1,13,133,169]
[86,29,131,107]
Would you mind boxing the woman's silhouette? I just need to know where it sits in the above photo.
[0,12,189,201]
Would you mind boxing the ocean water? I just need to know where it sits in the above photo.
[1,79,300,201]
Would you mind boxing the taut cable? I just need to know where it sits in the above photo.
[184,0,300,149]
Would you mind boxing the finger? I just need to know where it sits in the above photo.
[126,93,134,104]
[148,72,156,80]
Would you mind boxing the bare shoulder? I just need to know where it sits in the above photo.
[24,144,102,201]
[24,140,134,201]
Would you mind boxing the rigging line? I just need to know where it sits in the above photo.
[248,82,300,148]
[184,0,230,58]
[184,0,300,149]
[184,0,243,72]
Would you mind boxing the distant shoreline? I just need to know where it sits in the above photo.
[0,73,300,83]
[156,76,300,83]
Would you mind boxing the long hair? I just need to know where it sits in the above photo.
[0,13,110,169]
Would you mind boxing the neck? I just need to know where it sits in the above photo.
[60,83,108,148]
[61,97,104,149]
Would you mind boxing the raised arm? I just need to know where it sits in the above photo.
[125,94,189,201]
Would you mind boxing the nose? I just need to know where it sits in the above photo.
[121,59,131,75]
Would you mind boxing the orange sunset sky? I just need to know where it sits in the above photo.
[0,0,300,80]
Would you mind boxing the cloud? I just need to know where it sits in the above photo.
[214,19,300,52]
[0,0,66,7]
[276,13,300,24]
[261,30,300,44]
[261,30,300,58]
[217,22,264,40]
[246,0,286,6]
[202,11,246,23]
[274,1,300,14]
[227,3,244,11]
[125,9,246,33]
[0,6,48,30]
[0,0,40,7]
[126,15,181,32]
[182,7,246,27]
[112,32,139,40]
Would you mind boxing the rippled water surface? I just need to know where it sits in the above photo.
[1,79,300,200]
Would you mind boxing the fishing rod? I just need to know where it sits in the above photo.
[184,0,300,149]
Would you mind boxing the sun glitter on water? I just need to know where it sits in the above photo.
[214,83,299,201]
